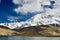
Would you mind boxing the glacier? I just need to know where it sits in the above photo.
[0,0,60,29]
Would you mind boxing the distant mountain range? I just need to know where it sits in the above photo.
[0,13,60,29]
[0,0,60,30]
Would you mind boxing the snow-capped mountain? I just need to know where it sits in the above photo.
[0,13,60,29]
[0,0,60,29]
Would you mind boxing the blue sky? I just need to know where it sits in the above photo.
[0,0,57,23]
[0,0,35,23]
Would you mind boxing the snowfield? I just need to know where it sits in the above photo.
[0,0,60,29]
[0,14,60,29]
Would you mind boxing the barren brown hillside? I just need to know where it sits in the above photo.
[0,25,60,36]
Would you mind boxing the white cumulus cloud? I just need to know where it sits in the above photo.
[13,0,47,14]
[13,0,60,17]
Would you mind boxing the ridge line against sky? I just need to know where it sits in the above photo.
[0,0,60,23]
[1,0,60,29]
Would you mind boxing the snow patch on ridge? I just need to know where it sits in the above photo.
[0,14,60,29]
[0,0,60,29]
